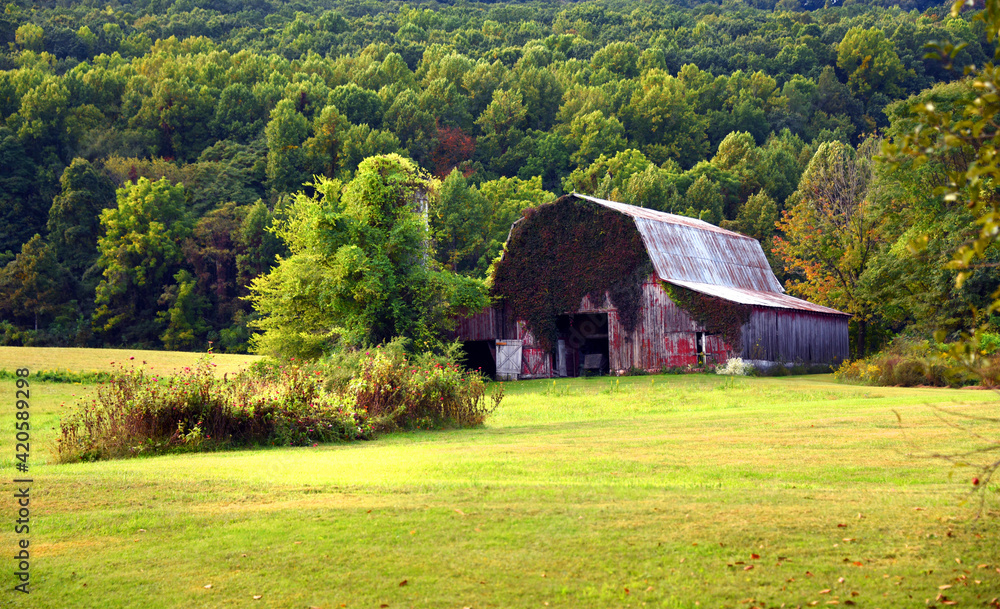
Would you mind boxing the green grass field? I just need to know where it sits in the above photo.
[0,346,263,378]
[1,349,999,608]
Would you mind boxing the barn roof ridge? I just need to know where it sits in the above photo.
[570,193,755,239]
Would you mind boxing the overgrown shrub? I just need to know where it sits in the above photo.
[834,337,990,387]
[57,345,503,463]
[338,344,503,432]
[56,357,368,462]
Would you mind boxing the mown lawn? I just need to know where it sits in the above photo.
[1,352,998,608]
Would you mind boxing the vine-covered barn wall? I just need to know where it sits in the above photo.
[661,283,751,351]
[491,196,652,350]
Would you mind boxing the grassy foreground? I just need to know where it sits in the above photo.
[1,358,999,608]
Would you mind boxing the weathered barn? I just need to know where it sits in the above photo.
[456,194,849,379]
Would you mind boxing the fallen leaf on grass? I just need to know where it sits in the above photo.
[744,565,754,571]
[646,586,653,592]
[454,509,466,516]
[838,577,845,583]
[204,584,212,589]
[853,562,863,567]
[399,580,408,587]
[837,524,847,528]
[253,596,262,600]
[751,553,760,560]
[808,602,819,606]
[819,589,831,594]
[939,585,952,590]
[409,530,416,535]
[842,538,857,543]
[977,564,990,569]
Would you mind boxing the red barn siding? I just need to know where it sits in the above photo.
[516,323,552,378]
[455,279,848,378]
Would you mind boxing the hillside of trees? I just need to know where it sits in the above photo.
[0,0,995,356]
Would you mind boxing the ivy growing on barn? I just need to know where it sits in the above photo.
[491,196,652,349]
[661,282,751,352]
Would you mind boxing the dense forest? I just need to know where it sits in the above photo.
[0,0,996,356]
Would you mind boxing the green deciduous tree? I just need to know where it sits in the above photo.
[567,110,627,169]
[836,27,910,100]
[157,269,210,350]
[93,177,192,346]
[265,99,311,195]
[623,69,708,168]
[0,235,71,333]
[249,154,488,358]
[432,170,489,274]
[47,158,116,277]
[683,174,724,224]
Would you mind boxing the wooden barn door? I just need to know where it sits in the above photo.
[495,340,522,380]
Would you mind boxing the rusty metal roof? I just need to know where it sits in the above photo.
[667,280,848,316]
[572,194,849,316]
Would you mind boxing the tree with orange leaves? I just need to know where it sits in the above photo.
[773,137,886,356]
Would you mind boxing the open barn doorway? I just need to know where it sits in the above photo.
[556,312,609,376]
[460,340,496,378]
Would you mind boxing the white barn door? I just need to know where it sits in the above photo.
[495,340,522,380]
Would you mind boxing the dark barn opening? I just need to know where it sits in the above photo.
[461,340,496,378]
[557,312,609,376]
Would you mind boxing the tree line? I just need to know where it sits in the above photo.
[0,0,994,356]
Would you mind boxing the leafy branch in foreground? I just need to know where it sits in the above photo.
[882,0,1000,508]
[893,404,1000,515]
